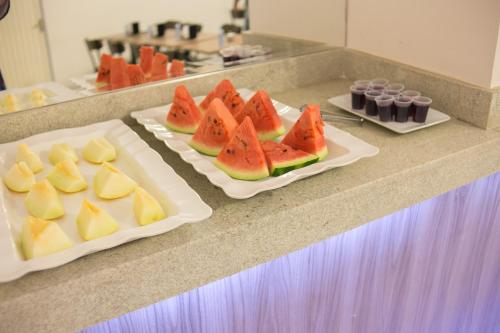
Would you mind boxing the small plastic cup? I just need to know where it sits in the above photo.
[375,95,394,122]
[401,90,421,119]
[413,96,432,123]
[364,90,383,116]
[370,78,389,86]
[384,90,400,118]
[350,85,368,110]
[354,79,371,86]
[394,96,412,122]
[386,83,405,92]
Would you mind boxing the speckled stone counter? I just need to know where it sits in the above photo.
[1,54,500,333]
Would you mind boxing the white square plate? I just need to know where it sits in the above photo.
[0,120,212,282]
[131,89,379,199]
[328,94,450,134]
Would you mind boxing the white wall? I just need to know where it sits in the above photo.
[42,0,233,82]
[490,24,500,88]
[249,0,346,47]
[347,0,500,88]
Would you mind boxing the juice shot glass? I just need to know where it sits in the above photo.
[375,95,394,122]
[386,83,405,92]
[413,96,432,123]
[354,79,371,86]
[350,84,368,109]
[364,90,383,116]
[394,96,412,122]
[401,90,421,119]
[384,89,400,118]
[370,78,389,86]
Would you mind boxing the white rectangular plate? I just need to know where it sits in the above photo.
[0,120,212,282]
[131,89,379,199]
[328,94,451,134]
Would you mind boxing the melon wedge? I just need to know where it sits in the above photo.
[94,162,137,199]
[214,117,269,180]
[235,90,285,140]
[170,59,185,77]
[151,53,168,81]
[5,94,19,112]
[76,199,119,241]
[261,141,319,176]
[128,64,146,86]
[16,143,43,173]
[83,138,116,164]
[25,180,65,220]
[48,143,78,165]
[139,46,155,79]
[21,216,73,259]
[281,104,328,160]
[133,187,166,226]
[166,85,202,134]
[96,53,112,89]
[190,98,239,156]
[110,57,130,90]
[3,161,35,192]
[199,79,244,116]
[46,159,87,193]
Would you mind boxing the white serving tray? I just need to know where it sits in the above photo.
[0,120,212,282]
[131,89,379,199]
[328,94,451,134]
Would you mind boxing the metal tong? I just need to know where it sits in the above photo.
[299,105,364,126]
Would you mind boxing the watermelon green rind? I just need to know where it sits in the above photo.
[270,154,319,176]
[257,125,286,141]
[189,140,222,156]
[316,146,328,161]
[165,121,198,134]
[214,159,269,181]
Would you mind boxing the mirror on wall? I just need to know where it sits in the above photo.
[0,0,329,115]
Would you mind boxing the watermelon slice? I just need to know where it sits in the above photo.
[96,53,112,89]
[170,59,185,78]
[235,90,285,140]
[109,57,130,90]
[127,64,146,86]
[166,85,202,134]
[151,53,168,81]
[215,117,269,180]
[190,98,238,156]
[199,79,244,116]
[261,141,319,176]
[139,46,154,79]
[281,104,328,160]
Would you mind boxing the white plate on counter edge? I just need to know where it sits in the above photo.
[0,119,212,282]
[131,88,379,199]
[328,94,451,134]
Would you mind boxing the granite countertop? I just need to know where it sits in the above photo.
[1,79,500,333]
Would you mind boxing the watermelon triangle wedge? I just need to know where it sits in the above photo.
[281,104,328,160]
[170,59,185,77]
[214,117,269,180]
[151,53,168,81]
[139,46,154,79]
[127,64,146,86]
[96,53,112,90]
[235,90,285,140]
[199,79,245,116]
[261,141,319,176]
[166,85,202,134]
[189,98,239,156]
[110,57,131,90]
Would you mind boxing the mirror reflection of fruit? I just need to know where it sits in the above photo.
[48,143,79,165]
[16,143,44,173]
[21,216,73,260]
[4,94,19,113]
[3,161,35,192]
[83,138,116,164]
[93,162,137,199]
[46,159,88,193]
[76,199,119,241]
[30,89,47,107]
[25,179,65,220]
[133,187,166,225]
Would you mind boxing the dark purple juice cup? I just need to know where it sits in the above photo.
[364,90,383,116]
[354,79,371,86]
[413,96,432,123]
[386,83,405,92]
[350,85,368,109]
[375,95,394,122]
[394,96,412,122]
[401,90,421,119]
[370,78,389,86]
[384,89,400,119]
